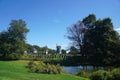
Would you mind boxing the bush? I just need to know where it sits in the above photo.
[27,61,63,74]
[89,68,120,80]
[45,63,59,74]
[56,64,63,74]
[27,61,38,72]
[7,53,22,60]
[77,70,90,78]
[111,68,120,80]
[90,70,110,80]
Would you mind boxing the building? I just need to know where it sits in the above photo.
[32,48,38,53]
[56,44,61,54]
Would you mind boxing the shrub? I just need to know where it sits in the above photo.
[90,70,110,80]
[7,53,22,60]
[50,65,58,74]
[27,61,38,72]
[77,70,90,78]
[56,64,63,74]
[27,61,63,74]
[37,64,46,73]
[111,68,120,80]
[88,68,120,80]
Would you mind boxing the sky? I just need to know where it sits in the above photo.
[0,0,120,49]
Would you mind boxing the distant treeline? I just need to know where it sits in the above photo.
[21,53,120,67]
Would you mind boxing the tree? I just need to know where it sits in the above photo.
[82,14,96,27]
[69,46,78,55]
[67,21,87,56]
[0,31,11,57]
[82,14,96,57]
[48,49,56,54]
[8,19,29,54]
[67,14,96,56]
[83,17,120,65]
[0,19,29,60]
[61,49,66,54]
[67,14,120,66]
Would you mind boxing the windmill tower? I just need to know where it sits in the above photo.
[56,44,61,54]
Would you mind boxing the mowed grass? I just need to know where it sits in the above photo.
[0,60,89,80]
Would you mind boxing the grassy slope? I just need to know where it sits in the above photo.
[0,60,89,80]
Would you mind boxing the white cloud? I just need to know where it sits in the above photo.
[115,27,120,31]
[115,27,120,34]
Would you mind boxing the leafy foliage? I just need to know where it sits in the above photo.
[0,19,29,60]
[90,68,120,80]
[90,70,110,80]
[69,46,79,55]
[27,61,64,74]
[67,14,120,66]
[77,70,90,78]
[111,68,120,80]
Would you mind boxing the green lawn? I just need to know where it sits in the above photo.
[0,60,89,80]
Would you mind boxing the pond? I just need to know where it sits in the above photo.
[63,65,104,74]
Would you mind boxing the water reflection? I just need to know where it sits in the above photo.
[63,65,104,74]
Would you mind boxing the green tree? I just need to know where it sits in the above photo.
[67,14,120,66]
[82,14,96,27]
[82,14,96,57]
[69,46,78,55]
[83,17,120,65]
[61,49,66,54]
[8,19,29,54]
[0,31,11,57]
[48,49,56,54]
[0,19,29,60]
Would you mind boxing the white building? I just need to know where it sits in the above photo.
[32,48,38,53]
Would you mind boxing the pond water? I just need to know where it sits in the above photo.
[63,65,104,74]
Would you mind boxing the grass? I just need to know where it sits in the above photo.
[0,60,89,80]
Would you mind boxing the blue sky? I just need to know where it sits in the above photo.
[0,0,120,49]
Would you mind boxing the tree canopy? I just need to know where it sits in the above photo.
[0,19,29,60]
[67,14,120,66]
